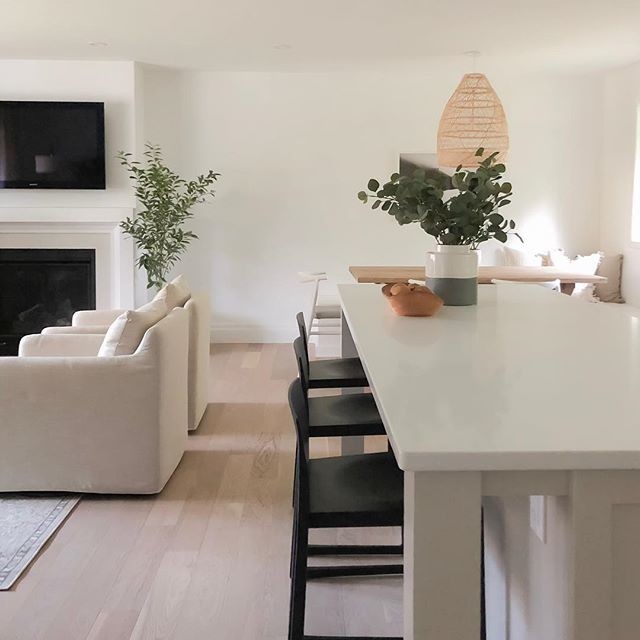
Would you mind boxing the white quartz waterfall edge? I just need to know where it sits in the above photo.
[0,495,81,590]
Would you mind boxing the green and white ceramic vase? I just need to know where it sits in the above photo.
[426,245,479,306]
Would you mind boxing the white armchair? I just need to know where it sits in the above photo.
[0,308,189,494]
[41,292,210,431]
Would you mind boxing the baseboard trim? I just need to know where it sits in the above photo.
[211,324,296,343]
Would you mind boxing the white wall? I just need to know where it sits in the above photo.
[0,60,136,211]
[142,65,603,340]
[601,61,640,305]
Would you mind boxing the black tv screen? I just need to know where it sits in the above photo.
[0,101,105,189]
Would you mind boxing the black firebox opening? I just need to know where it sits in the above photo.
[0,248,96,356]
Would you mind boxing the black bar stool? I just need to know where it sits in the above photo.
[296,312,368,388]
[293,337,385,438]
[288,378,403,640]
[290,337,400,568]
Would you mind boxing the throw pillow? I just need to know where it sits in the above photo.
[547,249,603,302]
[501,246,543,267]
[170,275,191,305]
[98,298,168,357]
[594,254,625,303]
[153,275,191,309]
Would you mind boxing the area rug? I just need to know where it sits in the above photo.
[0,495,80,590]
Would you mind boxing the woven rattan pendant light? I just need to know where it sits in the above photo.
[437,72,509,168]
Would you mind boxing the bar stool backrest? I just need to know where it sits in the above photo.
[295,311,310,362]
[292,337,310,393]
[288,378,310,512]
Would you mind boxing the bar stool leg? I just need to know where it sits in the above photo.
[288,511,309,640]
[292,443,298,508]
[289,454,299,579]
[481,508,486,640]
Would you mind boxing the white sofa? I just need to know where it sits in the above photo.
[43,292,210,431]
[0,307,189,494]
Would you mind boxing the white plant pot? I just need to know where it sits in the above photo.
[426,245,479,306]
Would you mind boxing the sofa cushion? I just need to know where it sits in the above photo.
[501,245,543,267]
[98,299,167,357]
[153,275,191,309]
[595,253,625,303]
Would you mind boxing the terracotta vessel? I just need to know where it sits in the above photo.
[382,282,444,317]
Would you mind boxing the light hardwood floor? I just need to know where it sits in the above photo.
[0,343,402,639]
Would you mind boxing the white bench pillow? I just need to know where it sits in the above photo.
[98,299,168,357]
[153,275,191,309]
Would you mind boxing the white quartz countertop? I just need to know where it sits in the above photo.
[338,283,640,472]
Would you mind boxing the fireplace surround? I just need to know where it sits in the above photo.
[0,248,96,355]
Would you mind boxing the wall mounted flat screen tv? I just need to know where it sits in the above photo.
[0,101,105,189]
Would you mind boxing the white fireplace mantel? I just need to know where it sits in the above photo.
[0,207,135,309]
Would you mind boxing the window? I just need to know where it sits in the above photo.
[631,105,640,243]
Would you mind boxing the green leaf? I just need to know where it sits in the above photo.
[451,174,466,190]
[381,201,392,211]
[440,232,459,245]
[475,147,485,157]
[372,200,381,209]
[367,178,380,192]
[357,191,368,202]
[494,230,508,243]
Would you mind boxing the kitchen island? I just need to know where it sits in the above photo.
[338,282,640,640]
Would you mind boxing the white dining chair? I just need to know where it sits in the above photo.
[297,272,341,351]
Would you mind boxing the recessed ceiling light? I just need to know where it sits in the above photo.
[273,44,292,50]
[88,41,108,47]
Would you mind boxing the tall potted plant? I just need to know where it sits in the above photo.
[358,148,519,305]
[118,143,220,290]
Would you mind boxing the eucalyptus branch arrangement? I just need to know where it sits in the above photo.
[358,148,520,248]
[118,143,220,289]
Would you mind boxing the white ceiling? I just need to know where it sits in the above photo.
[1,0,639,72]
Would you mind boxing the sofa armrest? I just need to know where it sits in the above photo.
[42,325,110,336]
[0,354,156,427]
[19,333,104,357]
[72,309,126,327]
[0,354,158,490]
[184,292,211,430]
